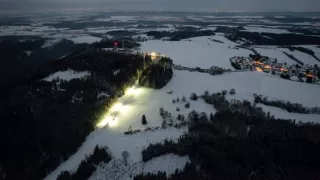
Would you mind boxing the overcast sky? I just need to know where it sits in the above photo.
[0,0,319,12]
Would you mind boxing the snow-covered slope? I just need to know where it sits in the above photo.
[43,70,90,81]
[45,128,186,180]
[143,154,190,176]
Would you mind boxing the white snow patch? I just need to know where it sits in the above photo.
[42,39,62,48]
[43,70,90,81]
[70,36,102,44]
[143,154,190,176]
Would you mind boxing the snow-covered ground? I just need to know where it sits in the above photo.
[143,154,190,176]
[280,48,320,65]
[43,70,90,81]
[89,153,189,180]
[141,36,251,69]
[299,45,320,60]
[241,26,291,34]
[69,35,102,44]
[258,104,320,124]
[45,34,320,180]
[254,47,298,65]
[45,127,186,180]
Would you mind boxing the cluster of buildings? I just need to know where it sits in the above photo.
[230,55,320,84]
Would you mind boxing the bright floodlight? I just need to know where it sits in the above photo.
[110,102,123,112]
[125,86,136,95]
[97,116,112,128]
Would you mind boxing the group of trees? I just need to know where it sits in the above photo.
[0,49,147,180]
[254,95,320,114]
[138,56,173,89]
[228,31,320,45]
[57,146,111,180]
[137,89,320,180]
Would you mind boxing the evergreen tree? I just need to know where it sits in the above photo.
[159,107,164,117]
[190,93,198,101]
[185,102,190,108]
[210,113,214,121]
[142,115,147,125]
[182,96,187,102]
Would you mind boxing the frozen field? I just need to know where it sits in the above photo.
[141,36,252,69]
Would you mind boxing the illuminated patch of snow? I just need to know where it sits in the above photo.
[43,70,90,81]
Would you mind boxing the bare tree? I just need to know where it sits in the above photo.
[122,151,130,166]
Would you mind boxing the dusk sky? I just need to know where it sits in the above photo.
[0,0,319,12]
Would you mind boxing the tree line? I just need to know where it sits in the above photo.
[57,146,111,180]
[254,94,320,115]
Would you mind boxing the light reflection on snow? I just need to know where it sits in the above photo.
[96,86,146,128]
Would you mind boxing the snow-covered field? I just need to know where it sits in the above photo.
[69,35,102,44]
[258,104,320,124]
[241,26,291,34]
[141,36,251,69]
[254,47,298,65]
[43,70,90,81]
[143,154,190,176]
[280,48,320,65]
[45,127,186,180]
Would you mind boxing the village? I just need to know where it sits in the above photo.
[230,54,320,85]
